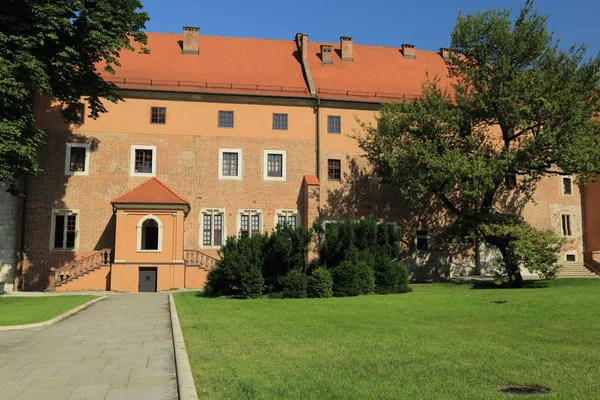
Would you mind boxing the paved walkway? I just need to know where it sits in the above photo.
[0,294,177,400]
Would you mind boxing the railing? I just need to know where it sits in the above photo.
[54,249,112,283]
[183,250,218,271]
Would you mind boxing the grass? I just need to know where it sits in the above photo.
[0,295,97,326]
[174,279,600,399]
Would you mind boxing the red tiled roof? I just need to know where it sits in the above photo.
[111,178,189,205]
[308,42,451,102]
[102,33,310,97]
[304,175,320,185]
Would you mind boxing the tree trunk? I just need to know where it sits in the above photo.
[485,236,524,288]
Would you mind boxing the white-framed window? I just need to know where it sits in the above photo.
[200,208,226,248]
[565,252,577,262]
[137,215,162,252]
[50,209,79,251]
[65,143,90,176]
[562,176,573,196]
[237,209,262,236]
[263,150,286,181]
[130,145,157,177]
[561,214,573,237]
[275,210,299,229]
[415,228,430,250]
[218,149,243,180]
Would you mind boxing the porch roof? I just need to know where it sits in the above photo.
[111,178,190,209]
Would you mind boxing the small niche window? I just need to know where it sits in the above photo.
[201,209,225,247]
[565,253,576,262]
[130,145,156,176]
[218,149,242,180]
[563,177,573,196]
[239,210,262,237]
[66,103,85,124]
[328,159,341,180]
[218,111,234,128]
[273,113,288,130]
[51,210,79,251]
[137,215,162,252]
[561,214,572,237]
[65,143,90,176]
[264,150,286,181]
[151,107,166,124]
[275,210,298,228]
[328,116,341,133]
[416,229,429,250]
[505,174,517,188]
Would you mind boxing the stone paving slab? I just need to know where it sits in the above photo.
[0,294,178,400]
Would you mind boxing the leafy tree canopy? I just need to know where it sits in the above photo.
[0,0,149,193]
[358,0,600,286]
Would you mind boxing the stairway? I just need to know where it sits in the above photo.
[53,249,112,291]
[556,262,599,278]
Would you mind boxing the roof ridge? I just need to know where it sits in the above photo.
[145,31,294,43]
[111,177,189,205]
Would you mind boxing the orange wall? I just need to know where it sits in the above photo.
[185,266,208,289]
[584,181,600,252]
[320,107,378,152]
[114,209,185,264]
[35,96,315,140]
[111,264,185,292]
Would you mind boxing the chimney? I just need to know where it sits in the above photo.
[340,36,353,61]
[183,26,199,54]
[439,47,453,61]
[321,44,333,64]
[402,44,416,59]
[296,32,309,60]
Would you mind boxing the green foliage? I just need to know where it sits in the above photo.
[373,256,412,294]
[205,234,267,299]
[307,268,333,298]
[357,0,599,285]
[281,269,308,299]
[481,220,566,284]
[331,259,374,297]
[263,225,313,292]
[319,219,400,268]
[0,0,149,192]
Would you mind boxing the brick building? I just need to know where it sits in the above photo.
[2,28,597,292]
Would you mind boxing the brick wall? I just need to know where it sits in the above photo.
[0,184,19,292]
[22,129,315,290]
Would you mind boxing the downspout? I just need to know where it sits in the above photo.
[17,179,28,291]
[315,98,321,179]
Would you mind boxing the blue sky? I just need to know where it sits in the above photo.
[141,0,600,57]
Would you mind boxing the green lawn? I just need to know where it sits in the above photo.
[174,279,600,399]
[0,295,97,326]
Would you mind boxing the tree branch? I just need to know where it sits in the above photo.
[511,122,544,142]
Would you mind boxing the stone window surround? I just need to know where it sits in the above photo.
[136,214,163,253]
[218,148,243,180]
[199,208,227,249]
[130,145,157,177]
[64,143,90,176]
[49,209,80,251]
[263,150,287,181]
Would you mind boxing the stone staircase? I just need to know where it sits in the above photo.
[53,249,112,290]
[183,249,218,270]
[556,262,599,279]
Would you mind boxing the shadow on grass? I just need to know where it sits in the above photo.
[445,279,549,290]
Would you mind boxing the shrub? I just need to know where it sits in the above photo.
[281,269,307,298]
[374,256,411,294]
[205,233,267,298]
[307,268,333,298]
[331,259,373,297]
[263,225,313,292]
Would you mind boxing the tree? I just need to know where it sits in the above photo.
[0,0,149,193]
[358,0,600,286]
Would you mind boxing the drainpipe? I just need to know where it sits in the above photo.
[315,98,321,179]
[17,179,28,291]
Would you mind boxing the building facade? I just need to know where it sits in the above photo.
[5,28,597,292]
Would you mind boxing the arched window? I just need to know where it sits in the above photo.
[137,215,162,252]
[142,219,159,250]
